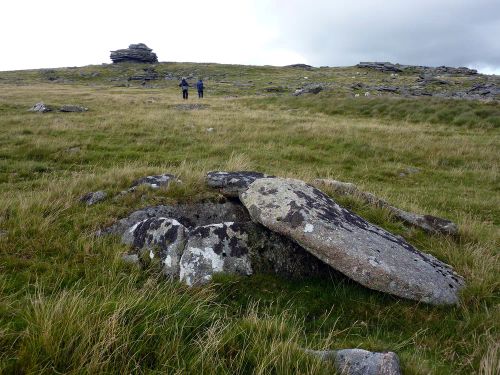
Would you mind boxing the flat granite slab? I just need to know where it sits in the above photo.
[240,178,465,305]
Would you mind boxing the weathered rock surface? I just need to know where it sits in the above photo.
[110,43,158,64]
[357,62,403,73]
[80,191,107,205]
[305,348,401,375]
[124,217,188,278]
[286,63,313,70]
[129,173,178,191]
[180,222,253,286]
[293,84,324,96]
[29,102,52,113]
[60,105,88,112]
[314,178,459,236]
[100,201,251,236]
[357,62,477,76]
[206,171,273,197]
[240,178,464,305]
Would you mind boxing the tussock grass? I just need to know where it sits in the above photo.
[0,73,498,374]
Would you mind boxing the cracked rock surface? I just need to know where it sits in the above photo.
[240,177,465,305]
[206,171,274,197]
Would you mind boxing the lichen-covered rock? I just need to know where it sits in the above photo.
[80,191,107,205]
[206,171,273,197]
[100,201,251,237]
[29,102,52,113]
[129,174,178,191]
[240,178,465,305]
[124,217,188,278]
[179,222,253,286]
[305,348,401,375]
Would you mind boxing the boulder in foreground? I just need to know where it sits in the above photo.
[240,178,465,305]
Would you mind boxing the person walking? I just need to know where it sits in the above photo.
[179,77,189,100]
[196,79,204,98]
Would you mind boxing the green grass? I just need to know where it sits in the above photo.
[0,63,499,374]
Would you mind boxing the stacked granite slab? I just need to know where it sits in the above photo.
[110,43,158,63]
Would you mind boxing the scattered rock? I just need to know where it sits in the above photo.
[305,348,401,375]
[66,146,81,153]
[180,222,253,286]
[128,68,159,81]
[285,64,313,70]
[206,171,273,197]
[0,230,7,238]
[314,178,458,237]
[293,84,324,96]
[110,43,158,64]
[29,102,52,113]
[80,191,107,206]
[357,62,403,73]
[174,103,208,111]
[206,127,214,132]
[59,105,88,112]
[240,178,464,305]
[129,174,178,191]
[265,86,287,93]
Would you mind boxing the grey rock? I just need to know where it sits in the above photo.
[124,217,188,278]
[110,43,158,64]
[314,178,458,237]
[285,63,313,70]
[121,253,140,265]
[357,62,403,73]
[206,171,274,197]
[80,191,107,206]
[100,201,252,236]
[305,348,401,375]
[59,105,88,112]
[293,84,324,96]
[29,102,52,113]
[180,222,253,286]
[240,178,465,305]
[107,201,332,281]
[129,173,178,191]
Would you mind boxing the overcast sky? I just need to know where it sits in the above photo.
[2,0,499,74]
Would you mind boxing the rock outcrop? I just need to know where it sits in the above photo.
[314,178,459,236]
[28,102,52,113]
[110,43,158,64]
[305,348,401,375]
[129,173,178,191]
[239,178,464,305]
[206,171,273,197]
[357,62,478,76]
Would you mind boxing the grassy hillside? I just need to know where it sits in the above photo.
[0,62,499,374]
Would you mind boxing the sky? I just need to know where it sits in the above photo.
[1,0,499,74]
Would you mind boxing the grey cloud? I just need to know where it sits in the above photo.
[264,0,500,69]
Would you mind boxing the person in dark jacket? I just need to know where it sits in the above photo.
[179,77,189,99]
[196,79,204,98]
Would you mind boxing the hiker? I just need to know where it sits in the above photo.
[179,77,189,99]
[196,79,204,98]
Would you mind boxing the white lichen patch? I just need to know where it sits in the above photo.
[304,223,314,233]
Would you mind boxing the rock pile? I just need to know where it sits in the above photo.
[357,62,478,76]
[110,43,158,64]
[101,171,465,305]
[357,62,403,73]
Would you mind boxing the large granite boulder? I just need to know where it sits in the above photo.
[110,43,158,64]
[206,171,273,197]
[239,178,465,305]
[305,348,401,375]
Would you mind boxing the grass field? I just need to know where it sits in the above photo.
[0,63,499,374]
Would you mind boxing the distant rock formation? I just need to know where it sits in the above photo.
[110,43,158,64]
[286,64,313,70]
[357,62,478,75]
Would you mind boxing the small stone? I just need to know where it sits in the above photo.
[80,191,107,205]
[129,174,179,191]
[206,171,273,197]
[59,105,88,112]
[29,102,51,113]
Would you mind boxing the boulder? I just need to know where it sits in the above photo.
[28,102,52,113]
[293,84,324,96]
[80,190,107,205]
[305,348,401,375]
[313,178,458,236]
[110,43,158,64]
[206,171,273,197]
[129,173,178,191]
[179,222,253,286]
[240,178,465,305]
[60,105,88,112]
[124,217,188,278]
